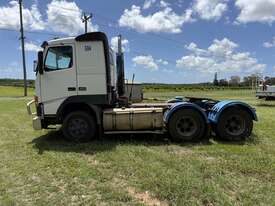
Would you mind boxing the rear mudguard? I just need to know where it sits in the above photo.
[164,102,209,124]
[208,100,258,124]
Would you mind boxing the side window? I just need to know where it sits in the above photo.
[45,46,73,71]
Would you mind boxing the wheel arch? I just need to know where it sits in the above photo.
[56,97,102,125]
[164,102,209,124]
[208,101,258,124]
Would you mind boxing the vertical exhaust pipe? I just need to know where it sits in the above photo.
[117,34,125,98]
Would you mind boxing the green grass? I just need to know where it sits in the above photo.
[0,87,275,205]
[0,86,34,97]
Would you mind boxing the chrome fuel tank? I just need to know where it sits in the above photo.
[103,107,163,131]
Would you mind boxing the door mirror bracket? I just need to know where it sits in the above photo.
[37,51,44,74]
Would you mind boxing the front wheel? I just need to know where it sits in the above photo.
[215,107,253,141]
[168,109,206,142]
[62,111,96,142]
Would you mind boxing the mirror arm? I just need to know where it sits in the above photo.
[37,51,44,74]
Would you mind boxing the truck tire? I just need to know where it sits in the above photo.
[168,109,206,142]
[215,107,253,141]
[62,111,96,142]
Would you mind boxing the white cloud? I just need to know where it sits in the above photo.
[193,0,227,21]
[160,1,170,8]
[133,55,159,71]
[0,1,45,31]
[46,0,98,36]
[25,42,42,52]
[157,59,169,65]
[119,5,194,33]
[0,0,98,36]
[235,0,275,24]
[177,55,217,73]
[176,38,266,74]
[185,42,208,55]
[132,55,169,70]
[143,0,157,9]
[110,36,129,53]
[19,42,42,52]
[208,38,238,57]
[263,37,275,48]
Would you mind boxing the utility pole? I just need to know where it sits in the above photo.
[118,34,122,55]
[19,0,27,96]
[82,13,92,34]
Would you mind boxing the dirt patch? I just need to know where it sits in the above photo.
[127,186,168,206]
[111,177,168,206]
[166,145,194,156]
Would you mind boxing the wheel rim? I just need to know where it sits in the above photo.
[68,118,89,139]
[224,115,245,136]
[176,116,198,138]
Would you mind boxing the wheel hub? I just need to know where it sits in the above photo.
[68,118,88,138]
[176,117,197,137]
[225,115,245,136]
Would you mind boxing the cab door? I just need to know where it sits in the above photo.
[40,45,77,115]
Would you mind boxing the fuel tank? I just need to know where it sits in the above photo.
[103,107,163,131]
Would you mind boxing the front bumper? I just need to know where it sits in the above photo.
[27,100,42,130]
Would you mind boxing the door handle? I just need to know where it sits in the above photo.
[78,87,87,91]
[68,87,76,91]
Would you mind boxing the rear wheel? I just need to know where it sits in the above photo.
[168,109,206,142]
[62,111,96,142]
[215,107,253,141]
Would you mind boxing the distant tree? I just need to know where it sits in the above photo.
[213,72,219,86]
[241,74,262,87]
[229,76,241,86]
[219,79,228,86]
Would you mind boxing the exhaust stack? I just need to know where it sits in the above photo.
[116,34,125,98]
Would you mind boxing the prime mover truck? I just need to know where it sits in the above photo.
[27,32,257,142]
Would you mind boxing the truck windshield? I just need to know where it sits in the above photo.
[45,46,73,71]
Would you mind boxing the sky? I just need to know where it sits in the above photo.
[0,0,275,84]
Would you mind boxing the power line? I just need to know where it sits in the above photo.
[96,22,175,64]
[97,20,186,50]
[0,26,60,37]
[0,9,176,67]
[47,5,84,13]
[0,27,19,32]
[0,24,175,66]
[51,5,188,48]
[1,4,188,48]
[91,11,187,47]
[131,50,175,65]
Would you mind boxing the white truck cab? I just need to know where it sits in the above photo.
[37,34,116,115]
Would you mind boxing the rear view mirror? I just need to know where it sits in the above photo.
[37,51,44,74]
[33,60,37,72]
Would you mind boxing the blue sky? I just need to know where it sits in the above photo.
[0,0,275,83]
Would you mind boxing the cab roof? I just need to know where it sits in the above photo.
[41,32,109,48]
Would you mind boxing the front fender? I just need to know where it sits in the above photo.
[164,102,209,124]
[208,100,258,124]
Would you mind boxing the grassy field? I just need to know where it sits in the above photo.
[0,86,34,97]
[0,86,274,205]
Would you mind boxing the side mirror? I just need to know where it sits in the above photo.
[33,60,37,72]
[37,51,44,74]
